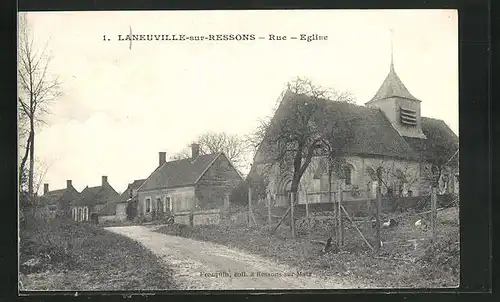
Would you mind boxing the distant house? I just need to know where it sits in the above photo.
[250,57,459,207]
[117,179,146,220]
[39,180,80,218]
[70,176,120,222]
[136,144,243,219]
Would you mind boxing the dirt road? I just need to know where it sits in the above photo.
[106,225,364,290]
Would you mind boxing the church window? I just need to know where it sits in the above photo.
[343,165,353,185]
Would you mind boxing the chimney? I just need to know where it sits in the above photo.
[102,175,108,186]
[191,143,200,159]
[67,180,72,188]
[43,183,49,195]
[159,151,166,166]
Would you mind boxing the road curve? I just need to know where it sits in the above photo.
[105,225,364,290]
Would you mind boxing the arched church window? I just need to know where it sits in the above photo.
[343,165,353,185]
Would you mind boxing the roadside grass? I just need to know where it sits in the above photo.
[19,215,176,291]
[155,206,459,288]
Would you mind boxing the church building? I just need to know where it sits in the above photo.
[249,51,459,207]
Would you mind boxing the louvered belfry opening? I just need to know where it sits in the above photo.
[400,106,417,126]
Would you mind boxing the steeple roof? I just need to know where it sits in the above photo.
[366,62,421,104]
[366,32,421,104]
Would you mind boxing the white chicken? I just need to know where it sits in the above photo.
[415,219,428,230]
[381,218,398,228]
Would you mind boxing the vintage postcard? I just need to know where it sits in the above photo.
[18,9,459,292]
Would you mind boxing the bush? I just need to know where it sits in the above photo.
[419,231,460,276]
[19,215,176,290]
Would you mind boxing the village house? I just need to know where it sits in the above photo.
[250,57,459,207]
[70,176,120,222]
[136,144,243,219]
[39,180,80,218]
[117,178,146,220]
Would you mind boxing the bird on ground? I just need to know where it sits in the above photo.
[381,218,398,228]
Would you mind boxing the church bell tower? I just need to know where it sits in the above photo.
[365,30,426,139]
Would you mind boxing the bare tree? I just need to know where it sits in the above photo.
[251,77,356,206]
[33,159,54,197]
[18,13,61,203]
[171,132,249,170]
[170,146,192,161]
[370,161,419,200]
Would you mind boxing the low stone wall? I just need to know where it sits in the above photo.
[174,209,225,226]
[174,214,190,225]
[98,213,128,224]
[230,211,249,225]
[98,215,120,223]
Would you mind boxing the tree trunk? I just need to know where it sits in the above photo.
[28,120,35,204]
[19,131,32,189]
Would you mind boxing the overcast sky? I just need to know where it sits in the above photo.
[20,9,458,193]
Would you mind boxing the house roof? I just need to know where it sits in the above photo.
[97,202,117,216]
[72,183,120,206]
[118,179,146,203]
[40,187,80,208]
[366,62,421,104]
[253,91,458,166]
[138,153,222,191]
[403,117,459,166]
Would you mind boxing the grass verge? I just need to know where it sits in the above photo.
[19,215,176,291]
[155,207,459,288]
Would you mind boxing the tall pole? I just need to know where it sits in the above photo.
[337,182,343,246]
[305,192,309,218]
[290,192,295,237]
[267,194,272,225]
[375,181,382,252]
[248,187,252,227]
[431,187,437,245]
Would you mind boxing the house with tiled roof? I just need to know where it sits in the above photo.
[39,180,80,218]
[250,55,459,207]
[70,175,120,222]
[116,178,146,220]
[136,144,243,219]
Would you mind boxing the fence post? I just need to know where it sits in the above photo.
[290,192,295,237]
[367,183,373,234]
[431,188,437,245]
[375,182,382,252]
[248,187,253,227]
[189,211,194,227]
[267,194,272,225]
[337,183,343,246]
[305,192,309,217]
[306,191,311,242]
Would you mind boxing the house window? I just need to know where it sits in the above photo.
[165,197,171,212]
[145,198,151,213]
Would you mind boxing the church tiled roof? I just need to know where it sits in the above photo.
[253,91,457,166]
[366,61,421,104]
